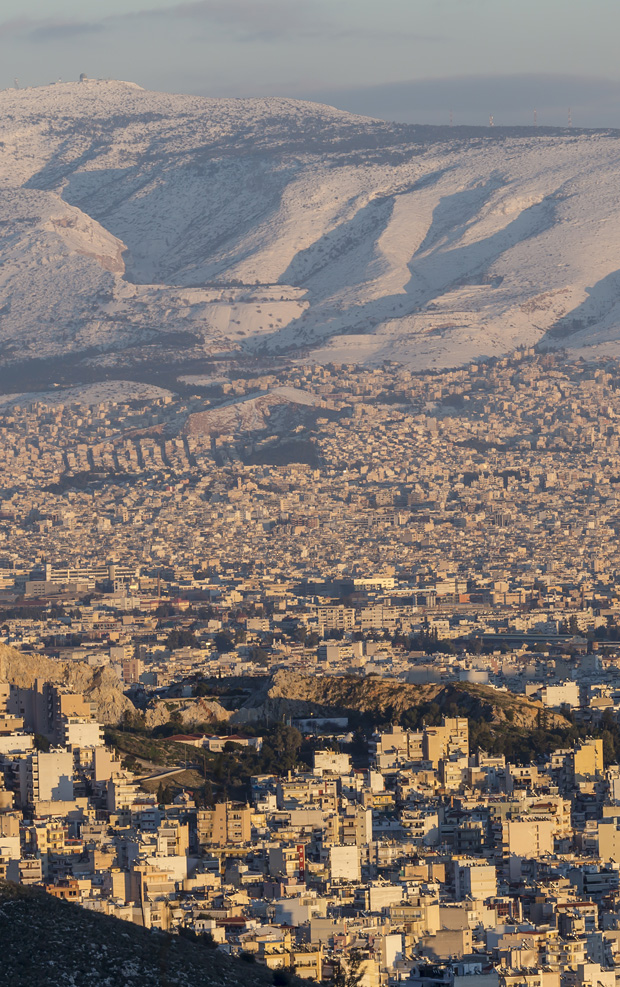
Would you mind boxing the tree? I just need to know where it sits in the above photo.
[350,729,368,759]
[329,951,364,987]
[273,970,292,986]
[214,631,235,653]
[120,709,147,734]
[249,646,270,665]
[202,778,214,805]
[167,628,199,651]
[157,782,174,804]
[601,729,616,765]
[34,733,51,752]
[122,754,140,773]
[260,724,303,774]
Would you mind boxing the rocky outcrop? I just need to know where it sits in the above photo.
[231,669,568,730]
[0,643,133,724]
[144,696,231,729]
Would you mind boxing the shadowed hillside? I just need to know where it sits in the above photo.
[233,670,569,731]
[0,880,278,987]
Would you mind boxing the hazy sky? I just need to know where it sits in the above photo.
[2,0,620,127]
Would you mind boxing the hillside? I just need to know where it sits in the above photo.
[2,80,620,382]
[232,670,568,730]
[0,643,132,724]
[0,879,276,987]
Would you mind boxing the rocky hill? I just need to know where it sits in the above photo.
[144,696,231,730]
[3,79,620,385]
[0,879,277,987]
[0,643,133,724]
[232,670,568,730]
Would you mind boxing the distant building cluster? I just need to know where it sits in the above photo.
[1,350,620,603]
[2,349,620,983]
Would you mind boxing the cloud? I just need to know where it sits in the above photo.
[0,3,294,47]
[0,17,32,40]
[0,1,437,53]
[306,74,620,128]
[0,16,103,44]
[131,0,321,37]
[129,0,435,43]
[27,22,105,43]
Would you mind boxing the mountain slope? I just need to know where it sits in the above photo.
[3,79,620,373]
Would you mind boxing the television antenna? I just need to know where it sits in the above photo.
[489,114,494,127]
[13,78,19,90]
[568,106,572,128]
[534,108,538,128]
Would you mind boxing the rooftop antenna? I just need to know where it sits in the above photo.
[489,114,494,127]
[13,78,19,90]
[449,109,453,128]
[534,108,538,128]
[568,106,572,128]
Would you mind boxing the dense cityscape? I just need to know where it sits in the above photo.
[3,350,620,986]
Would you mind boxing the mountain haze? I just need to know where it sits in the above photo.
[2,79,620,376]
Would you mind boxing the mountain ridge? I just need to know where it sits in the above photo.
[3,80,620,376]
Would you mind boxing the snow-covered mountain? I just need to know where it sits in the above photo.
[2,78,620,373]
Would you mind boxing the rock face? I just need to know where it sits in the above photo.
[144,697,231,730]
[0,644,133,724]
